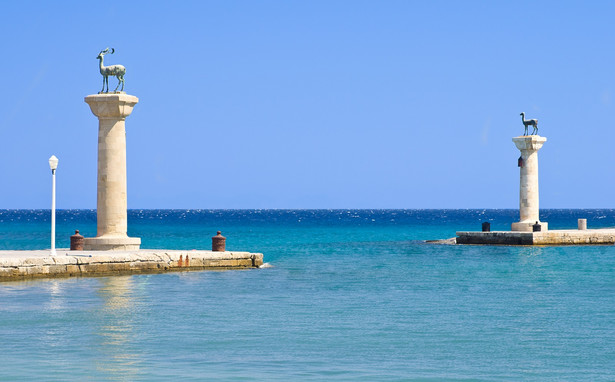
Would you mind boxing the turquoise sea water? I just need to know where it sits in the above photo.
[1,209,614,381]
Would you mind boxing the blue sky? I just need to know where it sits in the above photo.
[0,1,613,209]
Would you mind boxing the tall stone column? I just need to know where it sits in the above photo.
[511,135,548,232]
[83,94,141,251]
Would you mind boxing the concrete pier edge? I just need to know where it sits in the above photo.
[0,249,264,281]
[455,229,615,245]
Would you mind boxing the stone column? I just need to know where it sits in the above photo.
[511,135,548,232]
[83,94,141,251]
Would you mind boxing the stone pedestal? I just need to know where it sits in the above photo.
[511,135,548,232]
[578,219,587,230]
[83,94,141,251]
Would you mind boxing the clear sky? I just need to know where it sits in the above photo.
[0,1,613,209]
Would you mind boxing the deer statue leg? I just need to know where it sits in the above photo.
[114,76,121,92]
[101,76,106,93]
[113,75,125,92]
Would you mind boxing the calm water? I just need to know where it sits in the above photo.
[1,209,614,381]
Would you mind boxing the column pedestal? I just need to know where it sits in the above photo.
[83,94,141,251]
[511,135,548,232]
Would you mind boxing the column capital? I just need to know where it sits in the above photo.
[84,94,139,119]
[513,135,547,152]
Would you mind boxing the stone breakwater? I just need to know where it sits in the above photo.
[456,229,615,245]
[0,250,264,281]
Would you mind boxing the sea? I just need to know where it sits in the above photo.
[1,209,614,381]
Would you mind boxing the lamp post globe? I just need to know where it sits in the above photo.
[49,155,58,172]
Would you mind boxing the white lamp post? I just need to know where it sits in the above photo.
[49,155,59,256]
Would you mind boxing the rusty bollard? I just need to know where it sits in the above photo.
[178,255,183,267]
[70,230,84,250]
[212,231,226,252]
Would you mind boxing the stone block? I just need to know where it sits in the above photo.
[84,94,138,119]
[0,268,18,278]
[512,222,548,232]
[83,237,140,251]
[23,265,44,275]
[47,265,68,275]
[189,257,204,267]
[79,263,105,274]
[53,256,78,265]
[252,253,264,267]
[0,258,24,267]
[23,258,45,266]
[131,262,160,271]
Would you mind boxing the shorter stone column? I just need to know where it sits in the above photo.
[578,219,587,230]
[83,94,141,251]
[511,135,548,232]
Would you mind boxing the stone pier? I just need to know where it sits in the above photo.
[0,250,264,281]
[83,94,141,251]
[511,135,548,232]
[455,229,615,245]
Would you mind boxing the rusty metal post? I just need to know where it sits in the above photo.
[70,230,84,250]
[212,231,226,252]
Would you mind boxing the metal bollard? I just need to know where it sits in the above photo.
[532,221,541,232]
[212,231,226,252]
[70,230,84,250]
[482,222,491,232]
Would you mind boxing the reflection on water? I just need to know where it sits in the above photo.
[517,246,554,278]
[39,280,67,354]
[518,246,544,260]
[45,280,64,311]
[95,276,143,380]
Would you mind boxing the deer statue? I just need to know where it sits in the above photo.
[97,48,126,93]
[520,112,538,135]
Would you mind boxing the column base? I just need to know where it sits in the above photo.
[511,222,549,232]
[83,236,141,251]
